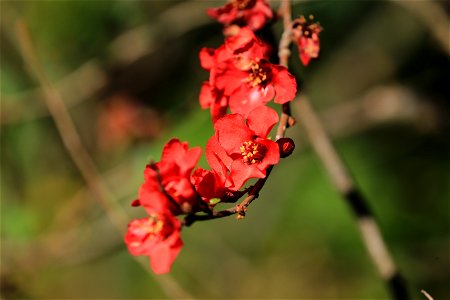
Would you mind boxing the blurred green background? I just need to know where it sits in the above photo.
[1,0,449,299]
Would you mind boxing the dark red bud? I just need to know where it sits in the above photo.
[277,138,295,158]
[131,199,141,207]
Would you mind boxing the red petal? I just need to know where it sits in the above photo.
[199,82,213,109]
[206,133,233,174]
[229,85,274,117]
[271,65,297,104]
[246,106,279,137]
[246,13,266,31]
[256,139,280,170]
[199,48,216,70]
[192,168,225,200]
[214,114,253,155]
[160,139,201,177]
[228,159,265,191]
[225,27,255,54]
[140,186,176,215]
[215,63,247,96]
[149,234,183,274]
[209,93,229,123]
[245,1,273,31]
[181,147,202,176]
[161,139,187,164]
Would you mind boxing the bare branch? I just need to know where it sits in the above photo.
[295,95,409,300]
[15,20,191,300]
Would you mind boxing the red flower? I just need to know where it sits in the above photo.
[199,82,229,123]
[139,166,181,215]
[292,15,323,66]
[216,58,297,117]
[199,27,271,121]
[125,213,183,274]
[138,139,203,215]
[207,0,273,31]
[191,168,227,201]
[206,106,280,190]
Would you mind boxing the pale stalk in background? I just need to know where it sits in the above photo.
[15,20,192,300]
[278,0,410,299]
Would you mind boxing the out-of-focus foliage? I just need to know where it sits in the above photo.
[1,0,449,298]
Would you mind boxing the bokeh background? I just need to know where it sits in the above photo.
[1,0,449,299]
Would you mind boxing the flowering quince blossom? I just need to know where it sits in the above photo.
[199,27,271,122]
[216,58,297,117]
[207,0,273,31]
[292,15,323,66]
[200,26,296,118]
[138,139,203,215]
[125,213,183,274]
[191,167,227,202]
[124,0,321,276]
[206,106,280,191]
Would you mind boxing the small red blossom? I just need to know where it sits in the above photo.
[216,58,297,116]
[138,139,203,215]
[207,0,273,31]
[191,168,227,201]
[199,82,229,123]
[199,27,271,121]
[206,106,280,190]
[292,15,323,66]
[125,213,183,274]
[199,27,270,75]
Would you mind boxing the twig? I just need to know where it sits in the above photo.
[421,289,434,300]
[276,0,295,140]
[184,167,273,226]
[15,20,191,300]
[295,95,409,300]
[2,0,212,126]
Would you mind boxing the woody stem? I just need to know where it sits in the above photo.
[276,0,294,140]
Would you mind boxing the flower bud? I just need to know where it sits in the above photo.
[277,137,295,158]
[131,199,141,207]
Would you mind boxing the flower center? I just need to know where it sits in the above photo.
[240,141,267,164]
[292,15,322,38]
[230,0,256,10]
[144,215,164,237]
[246,61,268,87]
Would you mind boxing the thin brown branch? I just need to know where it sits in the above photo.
[16,21,127,230]
[183,166,273,226]
[421,289,434,300]
[278,0,293,68]
[276,0,295,140]
[15,20,191,300]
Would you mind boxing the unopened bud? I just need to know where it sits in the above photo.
[131,199,141,207]
[277,138,295,158]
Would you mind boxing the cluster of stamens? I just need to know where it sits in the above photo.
[240,140,267,164]
[292,15,322,38]
[230,0,256,10]
[246,61,268,87]
[145,215,164,237]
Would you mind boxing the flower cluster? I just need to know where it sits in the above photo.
[199,26,297,121]
[207,0,273,31]
[125,0,322,274]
